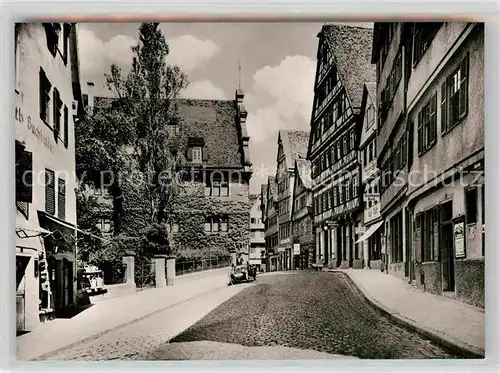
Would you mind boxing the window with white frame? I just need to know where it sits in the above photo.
[441,54,469,134]
[192,147,202,163]
[96,217,112,236]
[205,215,228,233]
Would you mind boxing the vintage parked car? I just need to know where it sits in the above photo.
[228,264,256,285]
[82,266,107,296]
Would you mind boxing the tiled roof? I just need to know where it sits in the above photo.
[91,97,246,169]
[359,82,378,147]
[365,82,377,103]
[267,175,278,201]
[177,99,244,169]
[321,24,376,111]
[279,130,310,170]
[295,159,312,190]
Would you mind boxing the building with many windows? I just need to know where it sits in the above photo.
[249,194,266,271]
[275,130,309,271]
[290,159,315,269]
[84,88,253,264]
[307,24,375,269]
[355,82,383,270]
[15,23,84,332]
[263,176,280,271]
[372,22,484,307]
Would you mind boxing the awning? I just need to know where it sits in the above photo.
[38,210,113,243]
[355,221,384,244]
[16,221,51,238]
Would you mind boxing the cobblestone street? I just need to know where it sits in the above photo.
[41,272,461,360]
[165,272,460,359]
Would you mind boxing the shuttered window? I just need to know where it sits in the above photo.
[417,93,437,155]
[421,209,435,262]
[465,187,478,224]
[15,141,33,203]
[58,178,66,220]
[63,105,69,147]
[413,23,442,65]
[45,169,56,215]
[39,68,51,124]
[53,88,62,142]
[414,213,422,263]
[441,54,469,134]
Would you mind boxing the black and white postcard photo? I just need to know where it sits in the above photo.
[14,21,485,361]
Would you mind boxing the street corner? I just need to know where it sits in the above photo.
[144,341,360,360]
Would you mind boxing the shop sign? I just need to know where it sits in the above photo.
[293,243,300,255]
[454,221,466,258]
[365,193,380,201]
[280,238,290,245]
[16,106,55,153]
[363,162,377,180]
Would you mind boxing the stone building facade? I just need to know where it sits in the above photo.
[291,159,315,269]
[372,22,484,307]
[275,130,309,271]
[15,23,84,332]
[308,24,375,269]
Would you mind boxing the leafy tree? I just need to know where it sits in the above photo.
[75,22,188,263]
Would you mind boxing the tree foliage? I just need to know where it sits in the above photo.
[75,22,189,270]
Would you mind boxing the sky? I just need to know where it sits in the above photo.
[78,22,373,194]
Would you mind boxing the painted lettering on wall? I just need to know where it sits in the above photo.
[16,106,55,153]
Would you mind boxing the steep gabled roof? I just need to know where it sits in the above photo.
[295,159,312,190]
[177,99,246,169]
[278,130,310,170]
[89,96,249,169]
[267,175,278,201]
[359,82,378,148]
[320,24,376,112]
[365,82,377,103]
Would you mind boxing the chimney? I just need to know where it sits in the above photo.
[235,88,244,104]
[86,82,95,114]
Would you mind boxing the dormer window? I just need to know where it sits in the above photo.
[186,137,207,164]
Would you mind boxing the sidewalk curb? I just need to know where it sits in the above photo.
[337,271,485,359]
[31,282,228,361]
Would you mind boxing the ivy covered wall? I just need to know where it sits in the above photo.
[170,181,251,257]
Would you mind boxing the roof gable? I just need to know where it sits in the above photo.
[321,24,376,112]
[278,130,310,170]
[294,159,312,190]
[177,99,244,169]
[359,82,378,147]
[91,96,248,170]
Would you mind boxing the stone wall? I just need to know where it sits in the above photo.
[455,258,484,308]
[415,262,442,295]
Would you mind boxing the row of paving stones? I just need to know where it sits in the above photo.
[36,283,250,361]
[170,272,459,359]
